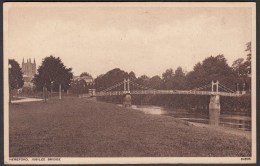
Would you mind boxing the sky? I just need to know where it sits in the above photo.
[6,3,253,78]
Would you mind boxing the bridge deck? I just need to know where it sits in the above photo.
[95,90,240,97]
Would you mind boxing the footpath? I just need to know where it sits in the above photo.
[11,97,43,103]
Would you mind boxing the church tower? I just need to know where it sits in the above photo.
[21,58,36,82]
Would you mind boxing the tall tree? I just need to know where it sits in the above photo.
[186,54,236,90]
[172,67,186,90]
[162,68,174,89]
[94,68,128,91]
[243,41,252,91]
[244,41,251,75]
[33,55,73,91]
[232,58,245,77]
[128,71,136,80]
[160,67,187,90]
[9,59,24,90]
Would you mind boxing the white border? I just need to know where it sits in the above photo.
[3,2,256,164]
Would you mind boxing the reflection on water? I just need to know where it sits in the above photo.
[131,105,251,131]
[132,105,166,115]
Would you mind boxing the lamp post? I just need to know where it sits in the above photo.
[59,83,62,100]
[8,64,11,103]
[67,83,70,95]
[51,81,54,98]
[43,83,47,102]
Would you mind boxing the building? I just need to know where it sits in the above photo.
[21,58,36,87]
[73,75,94,85]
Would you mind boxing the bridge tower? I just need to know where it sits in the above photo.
[209,80,220,126]
[123,78,131,107]
[89,89,97,101]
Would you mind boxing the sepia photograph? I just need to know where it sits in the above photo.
[4,2,256,164]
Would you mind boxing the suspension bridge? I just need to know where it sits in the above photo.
[91,79,242,97]
[85,79,245,126]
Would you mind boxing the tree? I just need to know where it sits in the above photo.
[174,67,185,77]
[162,69,174,81]
[232,58,245,77]
[231,42,252,91]
[148,75,162,89]
[186,54,236,90]
[243,41,252,91]
[244,41,251,75]
[94,68,129,103]
[172,67,186,90]
[9,59,24,90]
[136,75,150,87]
[162,68,174,89]
[80,72,92,78]
[70,79,91,94]
[33,55,73,91]
[128,71,136,80]
[94,68,128,91]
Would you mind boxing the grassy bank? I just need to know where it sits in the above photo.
[9,96,251,157]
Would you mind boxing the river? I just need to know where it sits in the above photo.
[125,105,251,131]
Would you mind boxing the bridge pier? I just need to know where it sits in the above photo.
[85,89,96,101]
[123,79,131,107]
[123,93,131,107]
[209,95,220,126]
[89,89,96,97]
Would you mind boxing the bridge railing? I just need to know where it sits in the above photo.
[95,90,240,97]
[96,91,125,96]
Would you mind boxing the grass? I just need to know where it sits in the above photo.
[9,96,251,157]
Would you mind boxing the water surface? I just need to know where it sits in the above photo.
[130,105,251,131]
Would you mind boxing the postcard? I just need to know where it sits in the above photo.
[4,2,256,164]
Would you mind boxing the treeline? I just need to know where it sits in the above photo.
[94,44,252,114]
[9,42,250,114]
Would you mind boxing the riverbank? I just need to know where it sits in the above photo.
[130,104,251,132]
[9,96,251,157]
[188,122,251,140]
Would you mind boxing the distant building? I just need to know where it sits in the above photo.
[73,75,94,85]
[21,58,36,88]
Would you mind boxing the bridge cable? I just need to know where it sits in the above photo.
[129,80,156,90]
[218,84,235,93]
[129,81,150,90]
[99,81,124,93]
[218,87,234,93]
[191,83,212,91]
[218,83,235,93]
